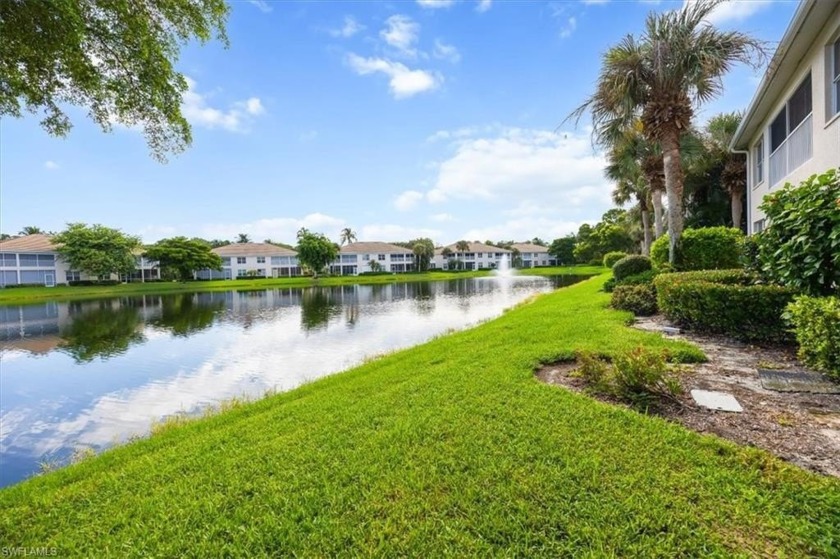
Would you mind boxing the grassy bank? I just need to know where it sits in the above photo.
[1,276,838,556]
[0,265,604,305]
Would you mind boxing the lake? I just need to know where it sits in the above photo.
[0,275,587,487]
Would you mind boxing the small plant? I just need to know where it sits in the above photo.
[612,255,652,281]
[785,296,840,380]
[603,251,628,269]
[573,348,682,411]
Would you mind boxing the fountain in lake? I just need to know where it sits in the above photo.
[493,254,515,278]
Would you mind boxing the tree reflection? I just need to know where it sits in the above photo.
[300,287,342,332]
[152,294,224,337]
[60,300,145,362]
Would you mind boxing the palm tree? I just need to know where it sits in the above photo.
[455,240,470,255]
[19,226,43,235]
[411,238,435,272]
[236,233,250,244]
[571,0,763,263]
[340,228,357,246]
[606,148,652,255]
[705,112,746,229]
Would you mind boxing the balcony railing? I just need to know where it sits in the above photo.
[769,113,812,187]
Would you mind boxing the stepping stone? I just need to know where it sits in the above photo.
[661,326,681,336]
[758,369,840,394]
[690,389,743,412]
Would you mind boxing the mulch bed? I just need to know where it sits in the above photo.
[536,315,840,478]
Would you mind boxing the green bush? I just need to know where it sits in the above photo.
[612,255,652,281]
[574,348,681,411]
[602,277,617,293]
[786,296,840,380]
[603,251,628,269]
[68,280,120,286]
[650,227,744,271]
[611,284,658,316]
[655,270,796,343]
[619,270,658,286]
[758,168,840,296]
[650,235,670,270]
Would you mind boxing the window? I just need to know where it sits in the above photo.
[37,254,55,266]
[221,257,231,265]
[256,256,266,264]
[832,38,840,117]
[753,219,766,233]
[66,271,81,282]
[753,138,764,186]
[256,269,265,276]
[18,254,38,266]
[363,254,370,261]
[237,257,246,264]
[770,74,812,152]
[237,269,248,277]
[0,253,15,267]
[378,254,386,261]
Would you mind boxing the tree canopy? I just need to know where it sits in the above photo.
[53,223,141,279]
[410,238,435,272]
[295,229,338,278]
[0,0,229,161]
[548,236,576,265]
[144,237,222,281]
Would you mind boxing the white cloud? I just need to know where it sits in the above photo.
[430,213,455,222]
[201,213,346,243]
[181,78,265,132]
[360,224,442,242]
[461,218,583,243]
[417,0,456,8]
[44,161,59,170]
[394,190,425,211]
[425,127,612,219]
[433,39,461,63]
[380,15,420,57]
[476,0,492,12]
[329,16,365,38]
[559,16,577,39]
[346,54,442,99]
[247,0,272,13]
[138,225,178,242]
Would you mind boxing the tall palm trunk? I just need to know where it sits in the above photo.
[640,203,652,256]
[651,189,664,239]
[661,129,685,264]
[731,188,743,230]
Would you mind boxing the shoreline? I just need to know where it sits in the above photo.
[0,265,604,305]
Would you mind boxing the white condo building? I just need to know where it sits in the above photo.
[509,243,556,268]
[196,243,302,279]
[731,0,840,234]
[330,242,417,275]
[432,242,512,271]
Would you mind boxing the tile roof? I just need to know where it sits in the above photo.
[510,243,549,253]
[340,242,413,254]
[0,234,57,253]
[440,242,512,254]
[212,243,297,257]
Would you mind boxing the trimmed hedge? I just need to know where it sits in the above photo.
[612,255,652,281]
[603,251,628,269]
[786,296,840,380]
[611,284,658,316]
[655,270,796,343]
[68,280,120,286]
[651,227,744,271]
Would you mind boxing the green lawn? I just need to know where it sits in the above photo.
[0,265,604,305]
[1,275,838,557]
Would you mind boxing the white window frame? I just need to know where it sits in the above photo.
[753,137,764,187]
[832,37,840,118]
[236,257,246,264]
[256,256,266,264]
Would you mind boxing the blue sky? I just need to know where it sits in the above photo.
[1,0,797,245]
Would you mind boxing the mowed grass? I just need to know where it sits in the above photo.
[0,265,604,305]
[1,276,838,557]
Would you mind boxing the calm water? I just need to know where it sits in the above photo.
[0,275,586,487]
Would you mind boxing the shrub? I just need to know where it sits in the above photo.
[650,227,744,271]
[619,270,658,286]
[612,255,652,281]
[650,235,670,270]
[603,251,627,269]
[741,234,763,278]
[611,284,658,316]
[758,168,840,296]
[574,348,681,411]
[68,280,120,286]
[786,296,840,380]
[602,277,617,293]
[655,270,796,343]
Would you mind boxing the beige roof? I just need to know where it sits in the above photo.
[340,241,412,254]
[212,243,297,257]
[0,234,57,253]
[510,243,549,253]
[440,242,511,254]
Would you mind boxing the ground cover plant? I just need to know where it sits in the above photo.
[1,276,839,556]
[0,265,605,305]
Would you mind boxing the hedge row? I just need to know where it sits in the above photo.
[654,270,796,343]
[651,227,744,272]
[786,296,840,380]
